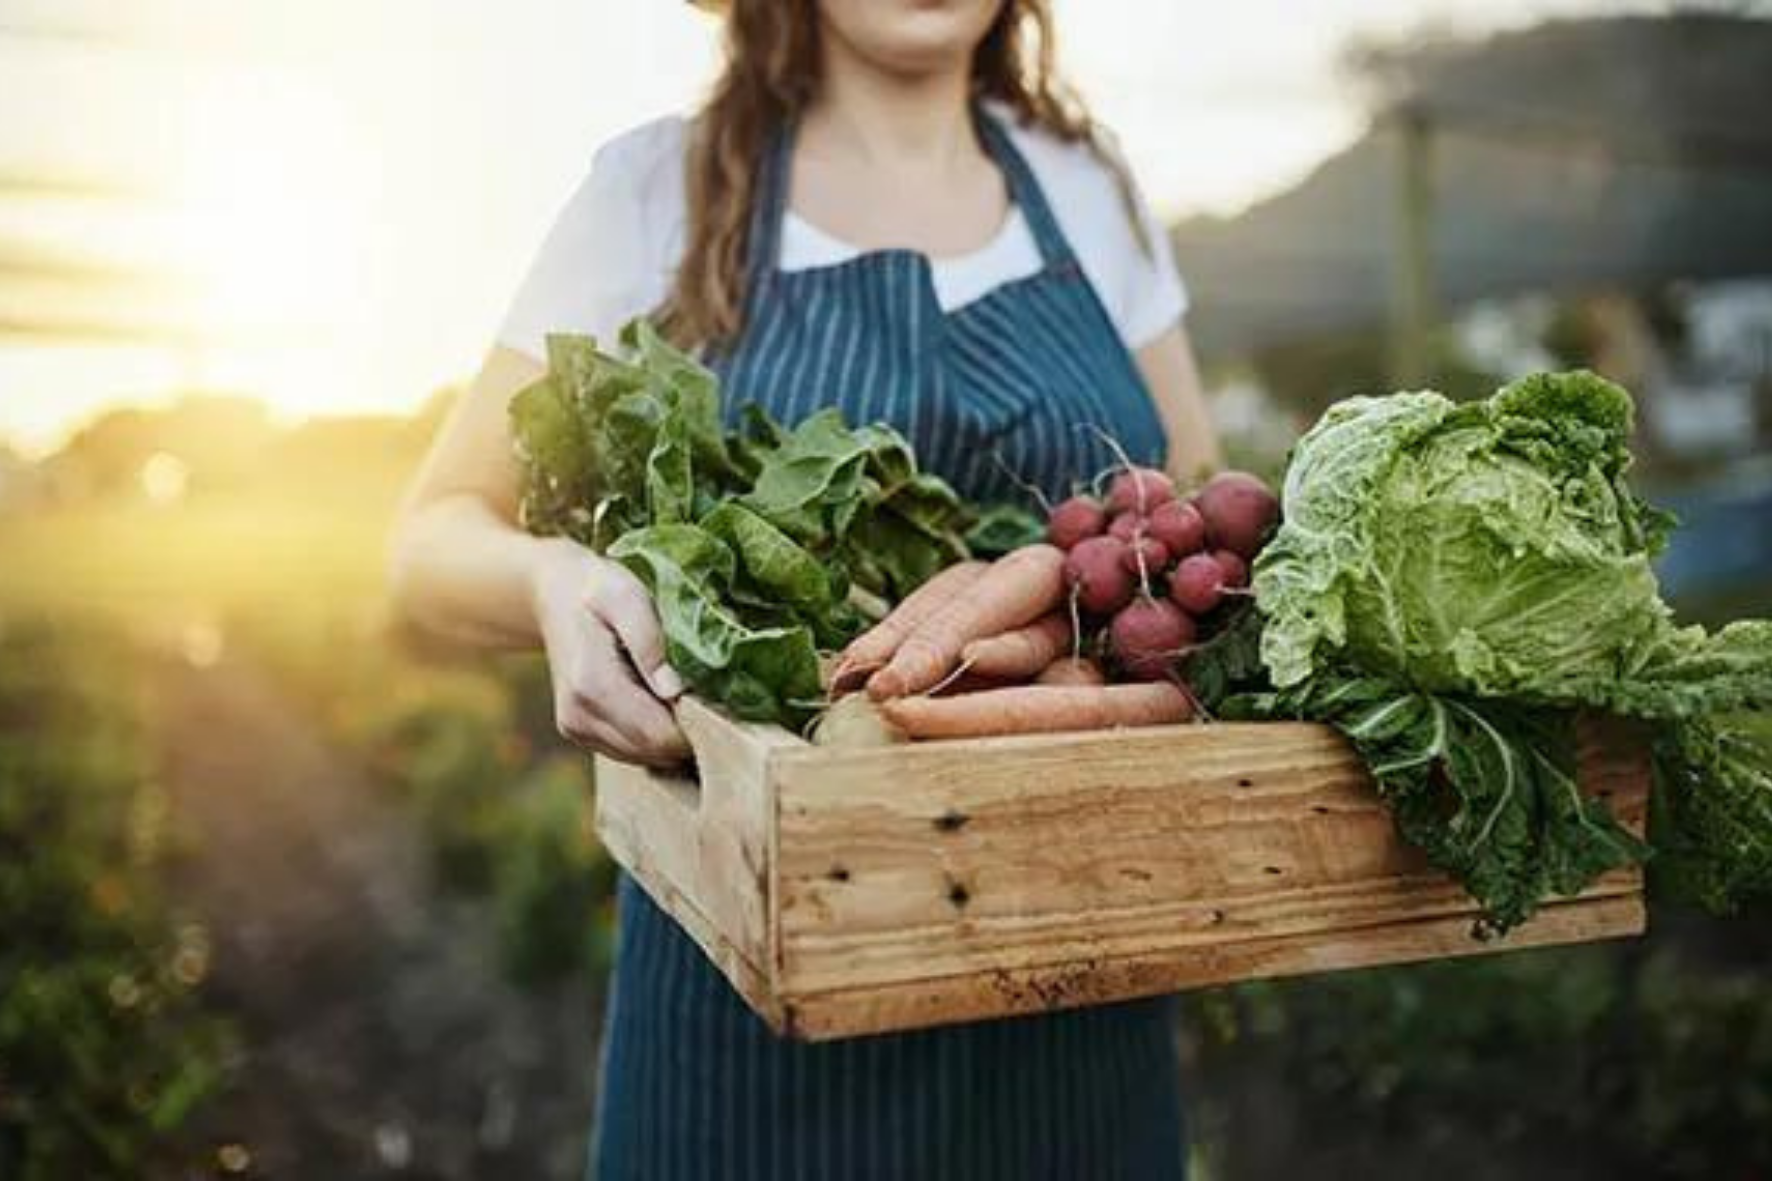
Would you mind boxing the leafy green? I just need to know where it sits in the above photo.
[511,320,997,727]
[1651,712,1772,912]
[607,525,822,726]
[1246,370,1772,928]
[964,503,1047,557]
[1184,604,1268,712]
[1227,677,1648,934]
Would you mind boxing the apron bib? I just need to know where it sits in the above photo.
[592,107,1185,1181]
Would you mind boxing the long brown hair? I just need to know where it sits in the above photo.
[659,0,1141,349]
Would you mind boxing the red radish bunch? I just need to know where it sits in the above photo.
[825,460,1275,743]
[1042,462,1279,685]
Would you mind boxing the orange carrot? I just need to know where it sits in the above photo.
[878,681,1193,739]
[934,671,1021,697]
[829,561,989,692]
[1036,656,1107,687]
[960,613,1074,680]
[866,544,1068,700]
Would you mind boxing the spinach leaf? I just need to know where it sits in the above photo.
[511,321,982,727]
[607,525,823,727]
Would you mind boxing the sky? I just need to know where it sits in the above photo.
[0,0,1673,457]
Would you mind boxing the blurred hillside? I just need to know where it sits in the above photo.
[1175,12,1772,364]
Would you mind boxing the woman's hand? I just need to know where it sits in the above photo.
[529,538,692,768]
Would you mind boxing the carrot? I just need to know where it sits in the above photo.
[961,613,1074,680]
[1036,656,1107,686]
[934,670,1021,697]
[828,560,989,693]
[878,681,1193,739]
[866,544,1068,700]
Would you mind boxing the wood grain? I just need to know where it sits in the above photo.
[778,893,1647,1041]
[593,698,801,994]
[593,703,1653,1042]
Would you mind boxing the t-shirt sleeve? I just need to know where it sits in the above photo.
[1114,167,1190,351]
[495,121,683,360]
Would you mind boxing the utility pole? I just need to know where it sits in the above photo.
[1389,105,1438,389]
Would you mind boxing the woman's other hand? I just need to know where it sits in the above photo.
[530,538,692,768]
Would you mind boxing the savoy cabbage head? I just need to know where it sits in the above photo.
[1256,372,1770,717]
[1234,371,1772,930]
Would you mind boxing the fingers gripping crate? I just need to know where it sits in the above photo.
[594,699,1649,1042]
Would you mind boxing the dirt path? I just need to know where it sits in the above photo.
[146,650,600,1181]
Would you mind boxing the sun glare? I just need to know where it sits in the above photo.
[167,70,375,417]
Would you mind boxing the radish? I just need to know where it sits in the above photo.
[1169,552,1228,615]
[1064,536,1136,616]
[1047,495,1107,551]
[1108,511,1143,542]
[1120,535,1171,577]
[1109,597,1196,681]
[1106,466,1177,516]
[1194,471,1279,558]
[1212,548,1249,589]
[1146,499,1206,557]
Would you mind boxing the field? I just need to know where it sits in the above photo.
[3,464,1771,1179]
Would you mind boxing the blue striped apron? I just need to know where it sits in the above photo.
[592,106,1185,1181]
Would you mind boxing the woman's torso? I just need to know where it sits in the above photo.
[589,106,1188,1181]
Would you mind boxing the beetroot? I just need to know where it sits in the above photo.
[1105,466,1177,516]
[1047,495,1108,551]
[1120,535,1171,577]
[1194,471,1279,558]
[1212,548,1249,589]
[1169,552,1228,615]
[1146,499,1206,558]
[1109,598,1196,681]
[1107,511,1143,543]
[1064,536,1136,616]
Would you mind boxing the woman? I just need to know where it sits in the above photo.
[391,1,1223,1176]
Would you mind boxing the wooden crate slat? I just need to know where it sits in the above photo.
[778,893,1647,1041]
[594,702,1653,1041]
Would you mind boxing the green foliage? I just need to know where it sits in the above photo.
[1229,680,1647,933]
[1653,712,1772,910]
[610,525,824,725]
[1188,934,1772,1177]
[493,757,618,984]
[964,503,1047,557]
[1240,372,1772,929]
[0,621,233,1180]
[510,321,982,726]
[325,643,620,986]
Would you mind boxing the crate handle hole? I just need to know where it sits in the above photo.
[650,758,703,812]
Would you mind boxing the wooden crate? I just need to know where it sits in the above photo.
[595,700,1649,1042]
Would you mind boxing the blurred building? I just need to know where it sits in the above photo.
[1170,11,1772,598]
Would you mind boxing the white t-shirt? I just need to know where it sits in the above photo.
[497,110,1187,358]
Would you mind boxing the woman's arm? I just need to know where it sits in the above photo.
[1136,324,1224,485]
[388,346,689,767]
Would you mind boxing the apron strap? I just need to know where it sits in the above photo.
[741,120,796,306]
[740,104,1079,299]
[973,105,1078,271]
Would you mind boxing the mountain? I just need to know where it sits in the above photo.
[1173,12,1772,360]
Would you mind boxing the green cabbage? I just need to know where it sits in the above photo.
[1238,371,1772,930]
